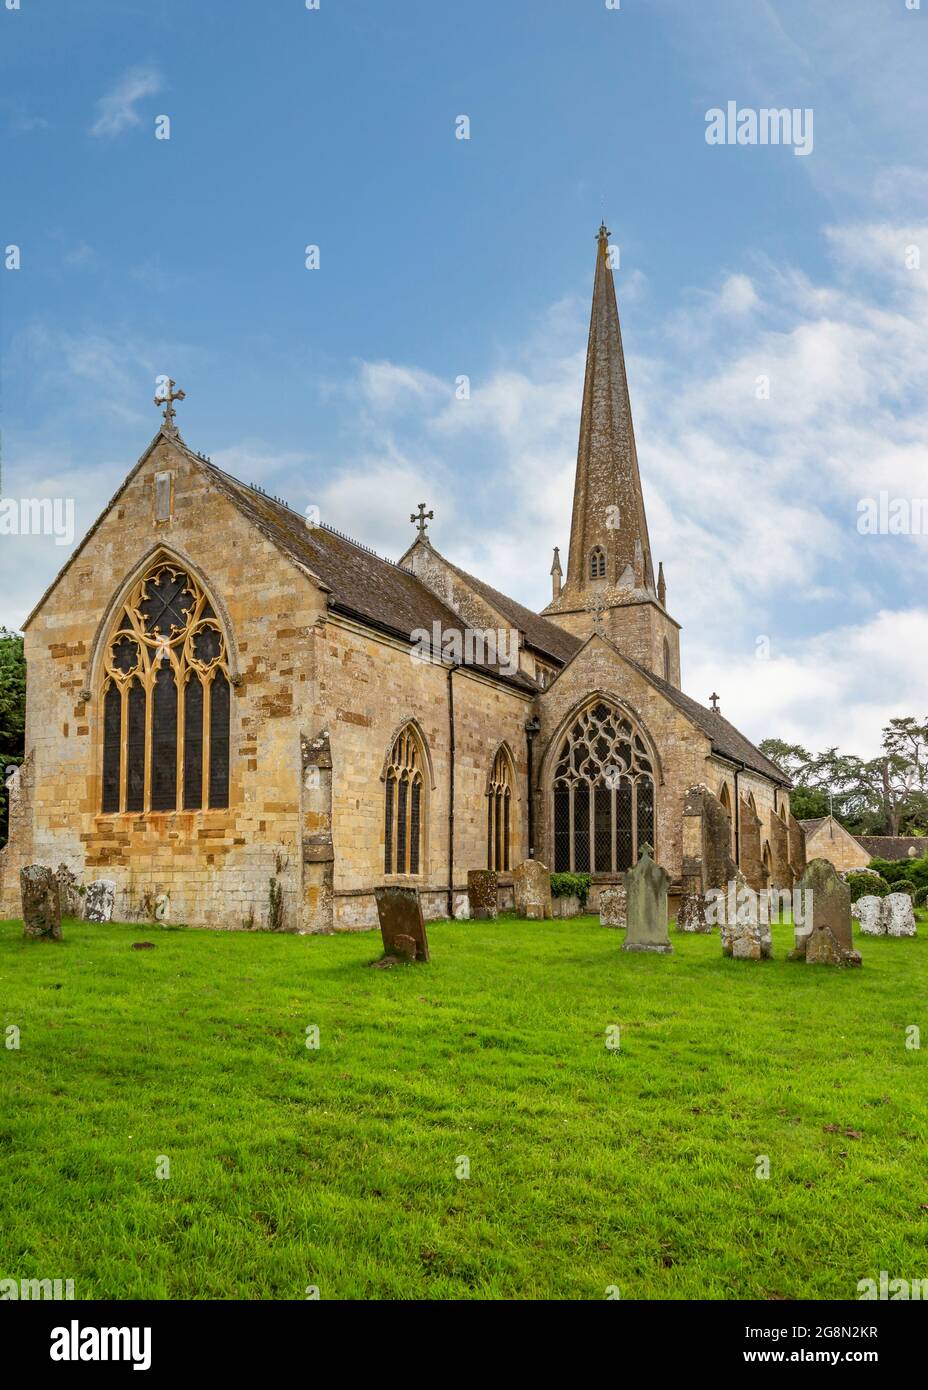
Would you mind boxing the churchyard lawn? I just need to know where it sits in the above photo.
[1,913,925,1300]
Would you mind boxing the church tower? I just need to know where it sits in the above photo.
[542,224,681,687]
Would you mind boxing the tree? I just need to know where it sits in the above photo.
[0,628,26,847]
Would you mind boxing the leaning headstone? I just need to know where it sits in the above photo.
[598,885,627,929]
[622,851,673,954]
[373,886,429,963]
[20,865,62,940]
[792,858,861,966]
[882,893,917,938]
[467,869,498,921]
[84,879,116,923]
[55,864,82,918]
[513,859,552,920]
[853,895,884,937]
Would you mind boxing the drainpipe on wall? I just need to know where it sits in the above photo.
[525,716,540,859]
[447,665,456,917]
[734,767,741,867]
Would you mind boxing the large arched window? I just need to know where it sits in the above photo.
[100,559,231,814]
[552,701,655,873]
[487,747,513,872]
[384,725,425,876]
[589,546,606,580]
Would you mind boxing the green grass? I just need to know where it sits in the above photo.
[1,912,926,1300]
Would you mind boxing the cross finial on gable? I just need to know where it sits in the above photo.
[410,502,434,538]
[155,377,186,434]
[710,692,720,712]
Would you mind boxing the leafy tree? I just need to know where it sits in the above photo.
[0,628,26,847]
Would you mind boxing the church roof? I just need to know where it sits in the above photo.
[630,662,793,787]
[437,559,585,666]
[203,463,539,692]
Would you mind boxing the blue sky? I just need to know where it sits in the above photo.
[1,0,927,756]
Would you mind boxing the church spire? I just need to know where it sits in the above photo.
[556,222,655,605]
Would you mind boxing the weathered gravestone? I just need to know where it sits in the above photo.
[513,859,552,920]
[719,870,772,960]
[791,858,861,966]
[677,892,709,934]
[852,895,884,937]
[467,869,498,921]
[84,879,116,923]
[622,851,673,954]
[20,865,62,940]
[55,863,82,918]
[882,892,917,938]
[598,884,627,929]
[373,886,429,963]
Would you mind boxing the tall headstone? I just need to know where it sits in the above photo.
[467,869,498,921]
[792,858,861,966]
[373,886,429,962]
[622,851,673,954]
[84,880,116,923]
[55,864,82,918]
[513,860,552,920]
[20,865,62,940]
[598,885,627,928]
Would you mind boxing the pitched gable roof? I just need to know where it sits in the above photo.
[202,466,537,692]
[550,631,791,786]
[438,558,584,666]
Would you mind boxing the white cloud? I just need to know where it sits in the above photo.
[90,67,161,138]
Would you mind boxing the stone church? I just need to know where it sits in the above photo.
[0,225,803,932]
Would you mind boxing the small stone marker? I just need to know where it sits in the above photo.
[84,880,116,923]
[598,884,627,929]
[20,865,63,940]
[467,869,498,921]
[622,850,673,954]
[882,893,917,938]
[792,858,861,966]
[373,886,429,963]
[132,942,156,951]
[720,870,772,960]
[513,859,552,920]
[853,895,884,936]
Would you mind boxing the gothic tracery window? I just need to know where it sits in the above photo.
[552,701,655,873]
[384,725,425,875]
[487,747,513,872]
[100,559,231,814]
[589,546,606,580]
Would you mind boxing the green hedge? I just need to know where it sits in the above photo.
[846,873,890,903]
[915,887,928,908]
[868,854,928,889]
[890,880,916,897]
[550,873,592,906]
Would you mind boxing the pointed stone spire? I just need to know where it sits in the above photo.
[550,545,563,601]
[553,222,655,606]
[657,561,666,608]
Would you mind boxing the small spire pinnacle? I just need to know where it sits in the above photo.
[657,561,666,607]
[155,378,186,434]
[550,545,563,601]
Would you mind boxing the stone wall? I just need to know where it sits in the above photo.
[0,435,322,930]
[805,821,868,873]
